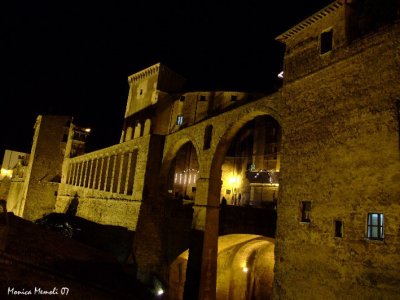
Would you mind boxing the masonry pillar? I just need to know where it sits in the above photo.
[184,176,220,300]
[91,159,98,189]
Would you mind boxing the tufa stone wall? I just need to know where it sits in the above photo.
[273,17,400,300]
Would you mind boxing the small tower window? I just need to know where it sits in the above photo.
[231,95,238,102]
[367,213,384,240]
[301,201,311,222]
[199,95,207,101]
[140,89,143,95]
[320,29,333,54]
[180,95,186,102]
[334,220,343,238]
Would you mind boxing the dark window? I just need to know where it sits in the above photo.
[199,95,206,101]
[180,95,186,102]
[334,220,343,238]
[320,29,333,54]
[203,125,213,150]
[301,201,311,222]
[62,134,68,143]
[396,99,400,149]
[367,213,384,240]
[176,115,184,126]
[231,95,238,102]
[140,89,143,95]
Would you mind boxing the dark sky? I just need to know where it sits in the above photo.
[1,0,333,159]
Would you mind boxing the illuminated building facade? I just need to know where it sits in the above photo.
[3,1,400,299]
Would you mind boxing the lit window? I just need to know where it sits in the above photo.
[176,115,184,125]
[301,201,311,222]
[367,213,384,240]
[320,29,333,54]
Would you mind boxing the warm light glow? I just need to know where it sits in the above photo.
[278,71,284,79]
[157,288,164,296]
[228,175,241,186]
[243,266,248,273]
[85,128,91,133]
[1,168,13,178]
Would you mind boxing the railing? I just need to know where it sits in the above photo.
[64,143,139,196]
[246,170,279,185]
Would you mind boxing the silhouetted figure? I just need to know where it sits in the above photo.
[232,194,237,205]
[66,193,79,217]
[221,197,227,206]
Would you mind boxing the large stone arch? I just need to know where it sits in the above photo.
[196,104,282,299]
[133,135,203,287]
[209,107,282,207]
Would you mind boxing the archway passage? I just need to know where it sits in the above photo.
[169,234,275,300]
[165,142,199,266]
[168,142,199,202]
[220,115,281,209]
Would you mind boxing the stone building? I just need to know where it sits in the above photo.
[5,116,91,220]
[3,0,400,299]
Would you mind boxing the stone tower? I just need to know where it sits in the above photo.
[17,115,73,220]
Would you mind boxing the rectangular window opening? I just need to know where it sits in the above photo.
[367,213,384,240]
[231,95,238,102]
[334,220,343,238]
[176,115,184,126]
[320,29,333,54]
[199,95,207,101]
[301,201,311,223]
[180,95,186,102]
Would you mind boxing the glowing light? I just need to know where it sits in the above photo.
[157,288,164,296]
[1,168,13,178]
[228,175,241,186]
[174,173,177,183]
[278,71,284,79]
[84,128,91,133]
[243,266,248,273]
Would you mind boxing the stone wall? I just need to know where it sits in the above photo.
[55,193,140,230]
[0,180,10,201]
[56,134,158,230]
[6,181,23,215]
[273,21,400,300]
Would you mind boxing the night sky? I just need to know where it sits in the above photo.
[1,0,333,160]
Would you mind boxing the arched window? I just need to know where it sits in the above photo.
[144,119,151,136]
[134,123,142,138]
[125,127,133,141]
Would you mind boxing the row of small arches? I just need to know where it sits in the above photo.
[123,119,151,142]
